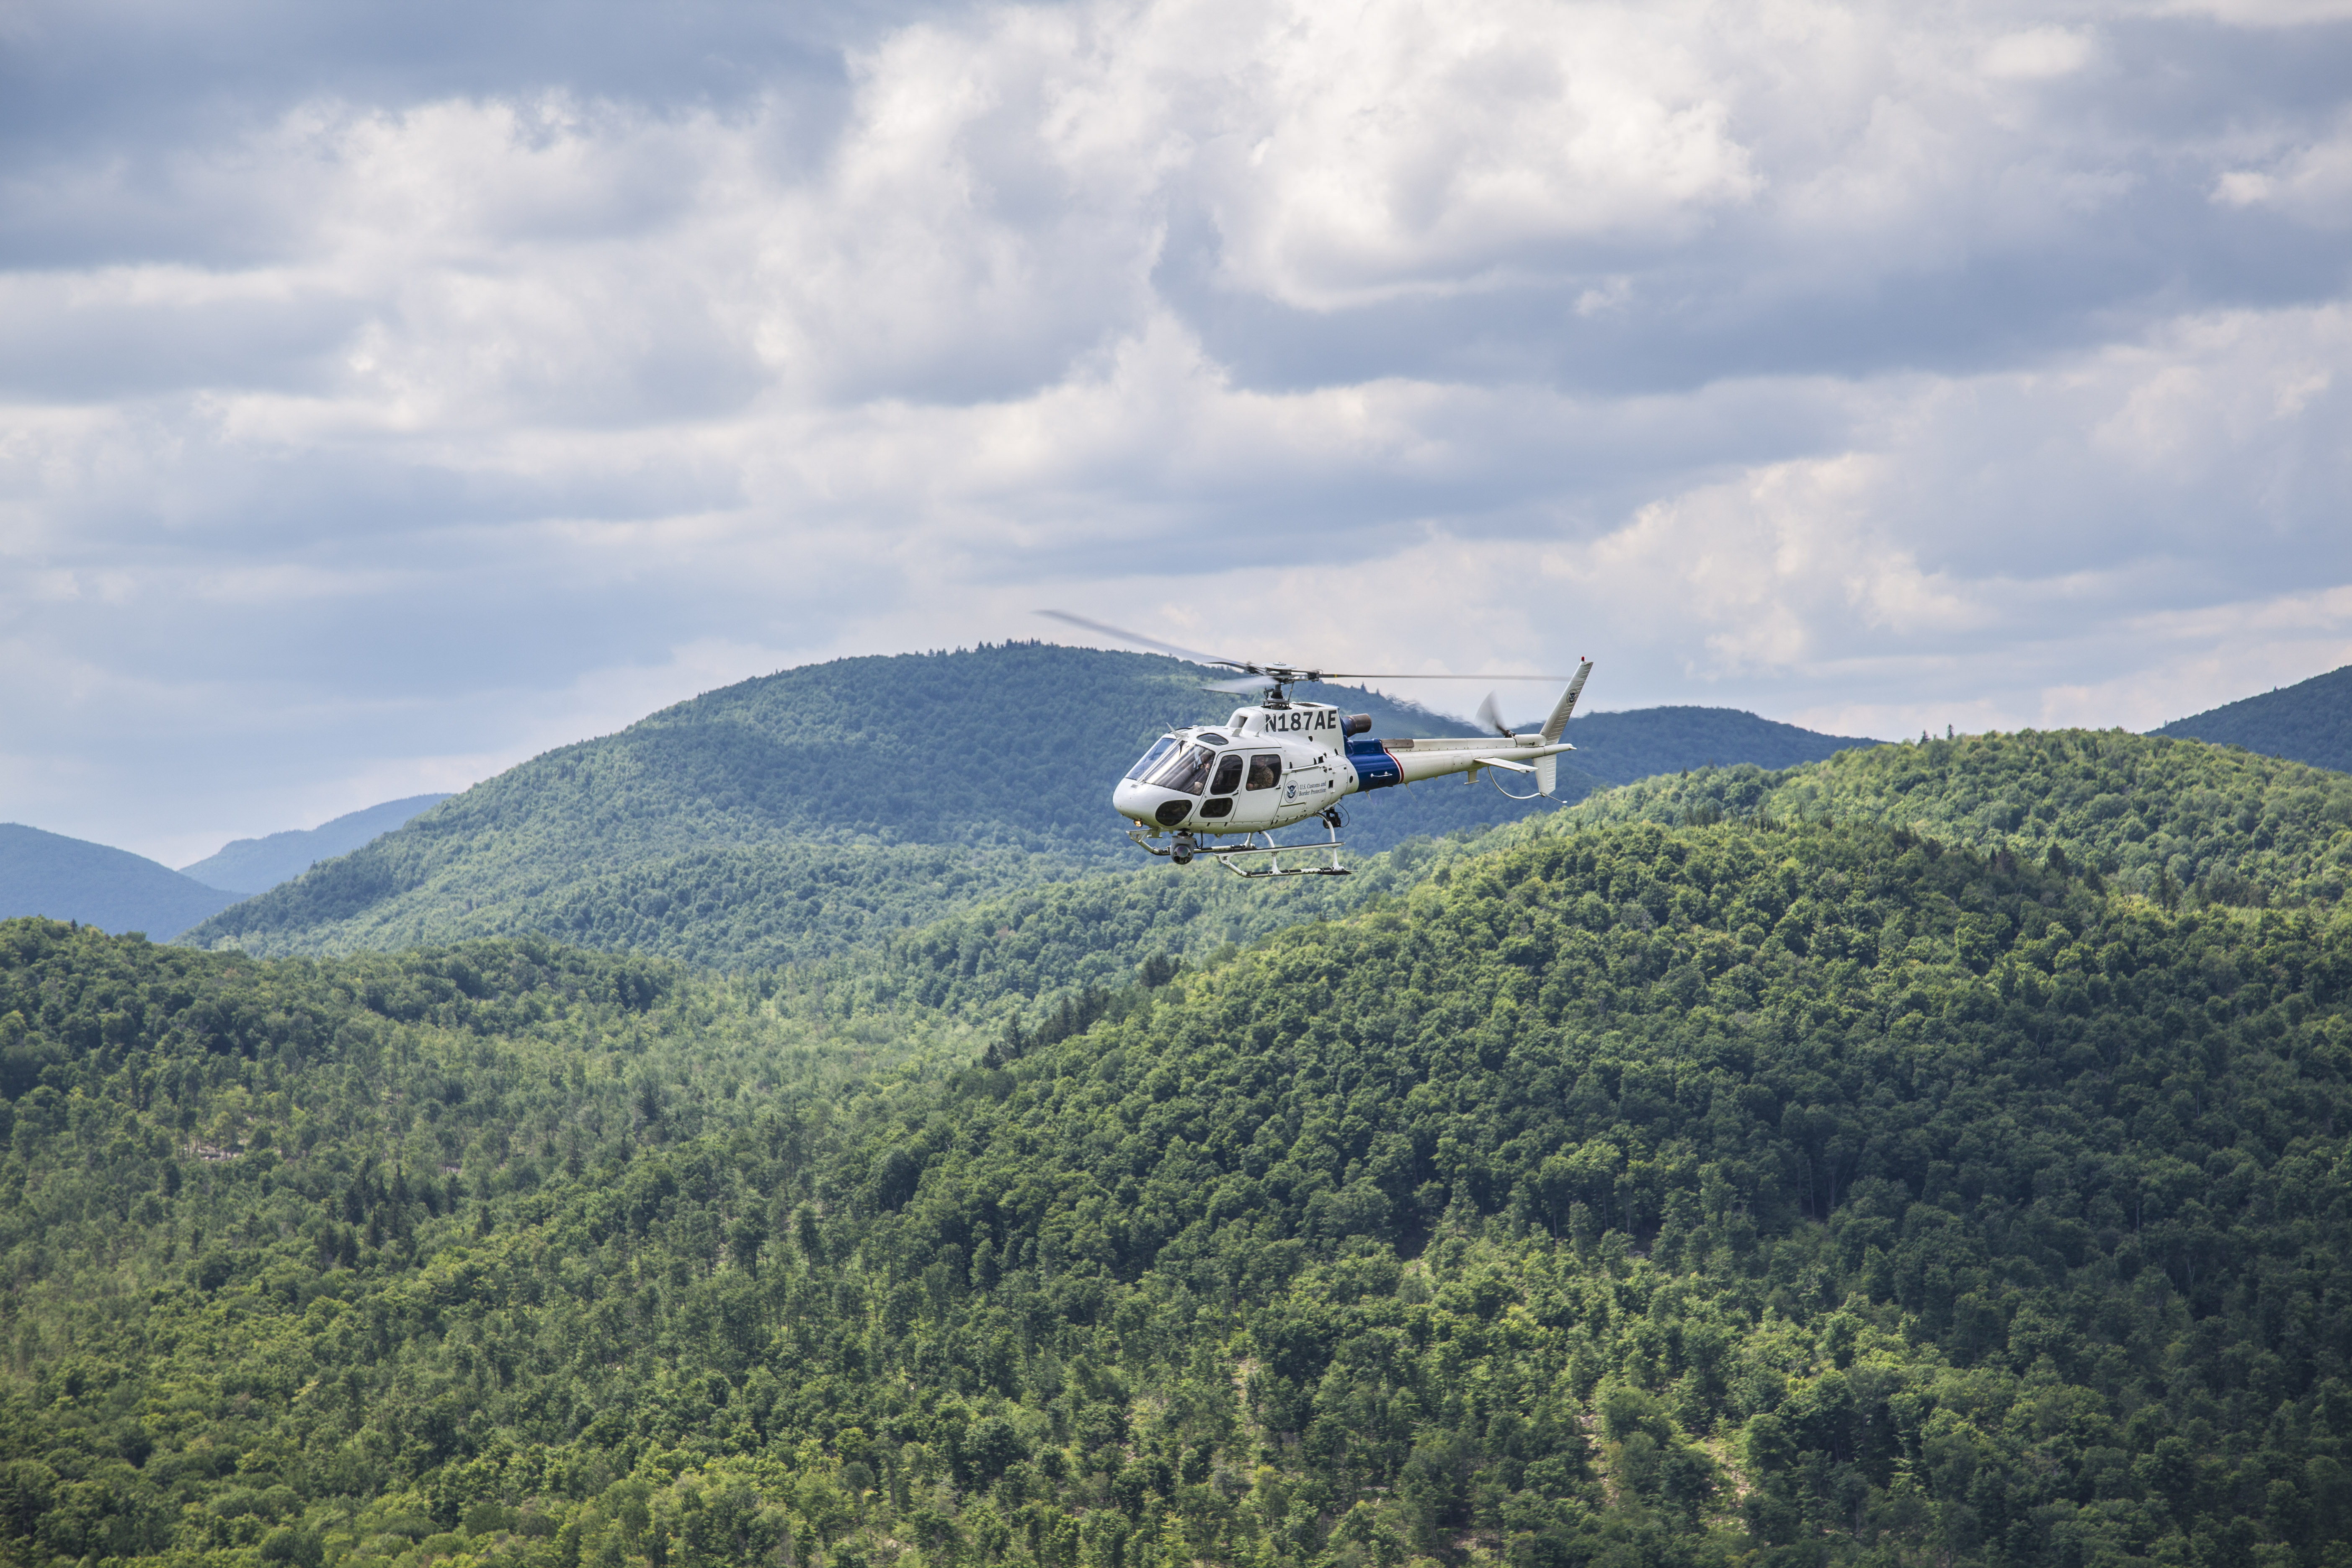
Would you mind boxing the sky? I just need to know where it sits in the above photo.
[3,0,2349,866]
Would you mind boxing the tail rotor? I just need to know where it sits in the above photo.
[1475,691,1514,739]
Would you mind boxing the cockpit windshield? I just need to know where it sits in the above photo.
[1124,736,1178,781]
[1149,744,1217,795]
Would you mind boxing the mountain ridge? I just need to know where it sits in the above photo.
[181,644,1875,965]
[2153,660,2352,774]
[179,793,453,894]
[1557,703,1878,785]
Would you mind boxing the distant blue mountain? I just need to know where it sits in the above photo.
[1558,704,1882,786]
[0,824,240,940]
[179,793,454,894]
[2152,664,2351,775]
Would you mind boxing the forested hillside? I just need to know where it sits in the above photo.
[444,722,2352,1083]
[1574,728,2352,911]
[2154,664,2352,775]
[6,800,2352,1568]
[175,647,1532,966]
[176,646,1870,972]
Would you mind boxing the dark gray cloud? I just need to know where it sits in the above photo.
[0,0,869,155]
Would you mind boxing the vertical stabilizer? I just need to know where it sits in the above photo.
[1539,661,1594,744]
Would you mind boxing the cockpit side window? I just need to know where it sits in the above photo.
[1152,745,1216,795]
[1246,753,1282,791]
[1210,755,1244,796]
[1125,737,1178,781]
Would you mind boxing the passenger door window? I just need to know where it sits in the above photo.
[1246,753,1282,791]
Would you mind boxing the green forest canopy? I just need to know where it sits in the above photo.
[5,746,2352,1568]
[1571,728,2352,913]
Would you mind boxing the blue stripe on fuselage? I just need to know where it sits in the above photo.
[1346,737,1401,791]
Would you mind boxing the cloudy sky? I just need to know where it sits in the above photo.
[4,0,2349,864]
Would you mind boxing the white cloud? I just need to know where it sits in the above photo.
[1581,451,1988,678]
[1194,0,1763,307]
[2212,114,2352,228]
[1981,27,2097,81]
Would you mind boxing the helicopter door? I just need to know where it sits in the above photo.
[1200,753,1245,818]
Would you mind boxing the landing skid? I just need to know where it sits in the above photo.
[1127,811,1351,877]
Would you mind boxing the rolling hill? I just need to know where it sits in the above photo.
[2153,661,2352,774]
[178,793,453,894]
[181,644,1876,968]
[0,823,239,939]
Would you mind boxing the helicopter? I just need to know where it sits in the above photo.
[1042,611,1594,878]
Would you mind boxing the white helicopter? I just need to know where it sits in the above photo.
[1043,611,1593,878]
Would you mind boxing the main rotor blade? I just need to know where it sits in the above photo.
[1037,613,1584,686]
[1036,610,1246,670]
[1308,671,1588,682]
[1206,675,1278,694]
